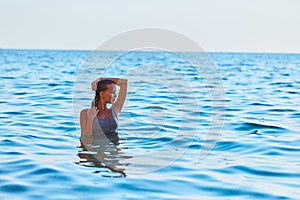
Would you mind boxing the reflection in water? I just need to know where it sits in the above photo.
[76,134,132,177]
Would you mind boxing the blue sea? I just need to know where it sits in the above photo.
[1,49,300,199]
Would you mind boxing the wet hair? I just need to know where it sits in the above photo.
[92,80,116,107]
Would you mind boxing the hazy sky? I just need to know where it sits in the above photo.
[1,0,299,53]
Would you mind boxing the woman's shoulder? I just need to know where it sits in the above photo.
[80,108,89,113]
[80,108,89,117]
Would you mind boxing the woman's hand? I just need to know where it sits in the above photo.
[91,78,101,91]
[87,106,99,119]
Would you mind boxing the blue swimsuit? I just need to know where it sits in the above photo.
[97,111,118,134]
[92,107,119,144]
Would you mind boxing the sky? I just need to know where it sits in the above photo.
[0,0,299,53]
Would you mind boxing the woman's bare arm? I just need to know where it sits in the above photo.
[80,107,99,136]
[112,78,128,115]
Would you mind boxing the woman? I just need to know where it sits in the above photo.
[80,77,128,144]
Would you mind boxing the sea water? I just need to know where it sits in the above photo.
[0,49,300,199]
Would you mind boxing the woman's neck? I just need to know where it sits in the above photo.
[97,103,108,110]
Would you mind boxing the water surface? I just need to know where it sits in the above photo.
[1,49,300,199]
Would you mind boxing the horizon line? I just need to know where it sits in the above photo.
[1,47,299,55]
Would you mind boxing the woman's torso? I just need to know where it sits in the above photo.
[92,107,119,144]
[97,109,118,134]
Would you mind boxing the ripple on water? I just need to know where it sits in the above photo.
[235,121,286,131]
[229,165,300,178]
[0,183,29,193]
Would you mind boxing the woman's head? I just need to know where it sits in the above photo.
[94,80,116,107]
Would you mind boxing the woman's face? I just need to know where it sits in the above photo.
[101,84,117,104]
